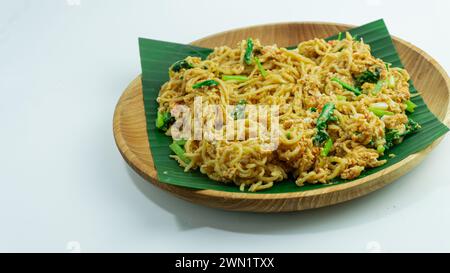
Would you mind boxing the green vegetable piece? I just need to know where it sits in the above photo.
[169,142,190,164]
[222,75,249,82]
[320,138,333,157]
[313,130,330,146]
[405,100,417,113]
[156,111,174,131]
[286,132,292,140]
[405,118,421,134]
[369,107,394,117]
[384,118,421,150]
[354,68,381,89]
[337,32,342,41]
[329,115,338,122]
[331,77,361,96]
[313,102,335,146]
[171,60,193,72]
[385,62,391,71]
[174,139,187,147]
[192,79,219,89]
[310,107,317,112]
[370,102,388,110]
[254,57,267,78]
[244,38,254,65]
[377,145,385,154]
[317,102,336,131]
[384,130,402,149]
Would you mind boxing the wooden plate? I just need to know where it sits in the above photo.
[114,22,450,212]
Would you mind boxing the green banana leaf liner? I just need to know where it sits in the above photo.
[138,19,449,193]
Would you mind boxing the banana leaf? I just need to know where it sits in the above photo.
[138,19,449,193]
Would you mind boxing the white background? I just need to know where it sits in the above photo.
[1,0,449,253]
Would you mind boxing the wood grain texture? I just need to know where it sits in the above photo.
[113,22,450,212]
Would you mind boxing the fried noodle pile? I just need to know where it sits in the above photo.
[156,33,417,192]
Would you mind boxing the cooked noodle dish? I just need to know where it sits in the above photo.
[155,32,420,192]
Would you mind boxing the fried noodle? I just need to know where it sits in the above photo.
[157,33,413,192]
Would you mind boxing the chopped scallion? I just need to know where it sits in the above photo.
[254,57,268,78]
[192,79,219,89]
[222,75,249,82]
[405,100,417,113]
[377,145,386,154]
[369,107,394,117]
[169,142,190,164]
[331,77,361,96]
[244,38,254,65]
[320,138,333,157]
